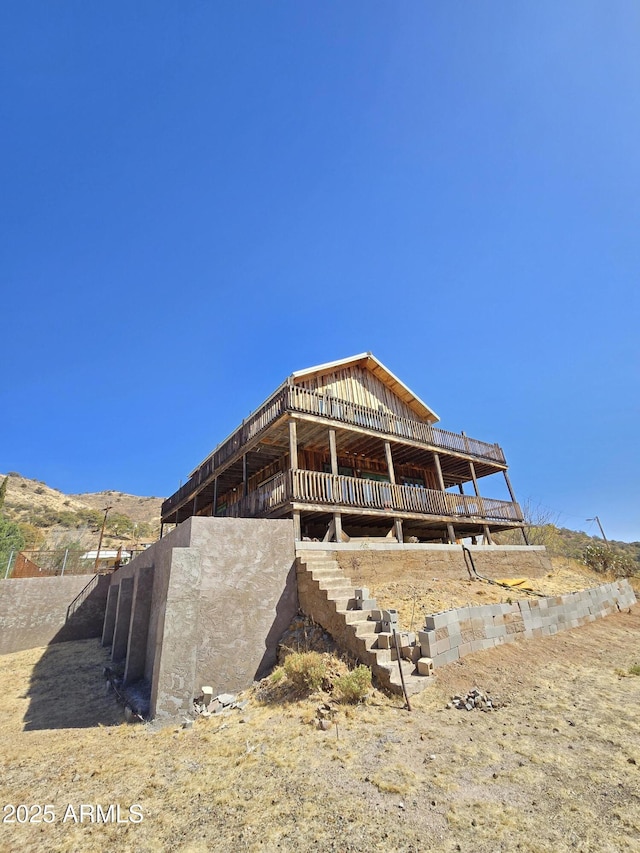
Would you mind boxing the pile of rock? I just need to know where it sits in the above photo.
[448,688,498,712]
[193,687,249,717]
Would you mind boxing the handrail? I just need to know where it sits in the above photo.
[286,386,504,462]
[66,573,101,621]
[163,384,506,517]
[217,469,522,523]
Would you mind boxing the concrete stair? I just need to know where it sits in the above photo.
[296,551,433,698]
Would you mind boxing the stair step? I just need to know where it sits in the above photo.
[322,588,356,601]
[337,610,374,624]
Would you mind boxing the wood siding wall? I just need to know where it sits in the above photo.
[294,365,422,422]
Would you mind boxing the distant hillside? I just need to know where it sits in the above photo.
[0,472,163,551]
[495,522,640,572]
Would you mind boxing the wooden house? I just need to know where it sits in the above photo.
[161,354,527,544]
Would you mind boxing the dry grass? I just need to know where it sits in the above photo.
[1,606,640,852]
[355,556,627,628]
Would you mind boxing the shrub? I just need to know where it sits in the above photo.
[282,651,327,692]
[583,542,637,577]
[334,665,371,703]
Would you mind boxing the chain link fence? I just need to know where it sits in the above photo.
[2,548,147,579]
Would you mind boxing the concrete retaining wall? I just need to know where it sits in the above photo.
[0,574,110,654]
[105,517,297,721]
[297,543,552,584]
[418,579,637,667]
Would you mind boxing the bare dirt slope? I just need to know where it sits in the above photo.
[1,610,639,853]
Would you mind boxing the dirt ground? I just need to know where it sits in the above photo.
[1,603,639,853]
[358,557,635,630]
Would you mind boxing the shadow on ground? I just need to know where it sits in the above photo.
[22,638,124,731]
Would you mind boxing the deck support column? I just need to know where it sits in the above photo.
[433,452,455,544]
[329,428,343,543]
[383,440,403,543]
[289,420,298,469]
[483,525,493,545]
[289,420,302,540]
[292,510,301,541]
[502,470,530,544]
[242,453,248,498]
[160,523,164,539]
[193,494,198,517]
[212,477,218,517]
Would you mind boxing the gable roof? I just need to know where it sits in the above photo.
[290,352,439,424]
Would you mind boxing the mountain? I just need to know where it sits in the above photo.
[0,472,163,551]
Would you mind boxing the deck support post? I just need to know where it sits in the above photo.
[289,420,302,539]
[468,461,480,497]
[502,470,530,544]
[160,523,164,539]
[384,440,403,543]
[242,453,248,497]
[193,495,198,517]
[483,525,493,545]
[433,453,455,544]
[212,477,218,517]
[329,428,343,542]
[289,420,298,470]
[433,452,446,492]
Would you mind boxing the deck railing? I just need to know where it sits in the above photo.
[286,386,504,462]
[163,384,505,517]
[220,469,522,524]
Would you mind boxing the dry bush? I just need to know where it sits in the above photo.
[282,651,327,693]
[333,665,371,703]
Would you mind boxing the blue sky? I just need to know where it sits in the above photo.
[1,2,638,542]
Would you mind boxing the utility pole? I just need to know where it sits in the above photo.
[586,516,609,546]
[95,506,113,571]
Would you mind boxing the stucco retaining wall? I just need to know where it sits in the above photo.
[0,574,110,654]
[418,579,637,667]
[106,517,297,720]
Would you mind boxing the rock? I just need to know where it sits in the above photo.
[201,686,214,706]
[318,719,331,731]
[216,693,237,706]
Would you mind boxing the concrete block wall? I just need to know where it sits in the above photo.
[104,517,297,721]
[0,574,110,655]
[418,580,636,667]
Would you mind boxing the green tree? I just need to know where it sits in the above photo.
[0,476,7,512]
[0,515,25,577]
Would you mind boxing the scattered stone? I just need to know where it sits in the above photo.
[318,719,331,731]
[449,688,498,712]
[181,719,193,729]
[216,693,237,706]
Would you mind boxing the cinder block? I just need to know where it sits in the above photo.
[435,637,451,655]
[354,588,369,600]
[376,632,392,649]
[434,647,460,666]
[358,599,377,611]
[417,657,434,676]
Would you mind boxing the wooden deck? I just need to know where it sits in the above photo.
[162,385,506,519]
[220,470,522,526]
